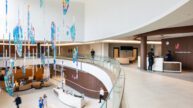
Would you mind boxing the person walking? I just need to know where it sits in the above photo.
[90,49,95,63]
[39,97,44,108]
[43,94,48,108]
[148,48,154,72]
[14,95,22,108]
[99,87,104,103]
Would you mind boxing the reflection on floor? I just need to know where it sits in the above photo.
[155,71,193,82]
[122,64,193,108]
[0,77,100,108]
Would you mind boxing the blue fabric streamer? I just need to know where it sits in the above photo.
[70,24,76,41]
[10,59,14,68]
[63,0,70,15]
[51,22,56,49]
[5,0,8,15]
[13,25,23,57]
[27,6,30,40]
[5,0,8,32]
[29,25,36,44]
[41,54,45,66]
[22,66,26,76]
[4,69,14,96]
[40,0,44,8]
[73,47,78,63]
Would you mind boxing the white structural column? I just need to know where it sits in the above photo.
[101,43,109,57]
[90,43,109,57]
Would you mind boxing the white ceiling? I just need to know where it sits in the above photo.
[147,32,193,40]
[109,0,193,41]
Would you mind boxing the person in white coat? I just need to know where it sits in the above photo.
[99,88,104,103]
[43,94,47,108]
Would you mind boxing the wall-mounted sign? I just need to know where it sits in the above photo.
[175,43,180,50]
[175,51,192,54]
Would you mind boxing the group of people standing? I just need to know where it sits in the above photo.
[148,48,173,72]
[39,94,48,108]
[14,94,47,108]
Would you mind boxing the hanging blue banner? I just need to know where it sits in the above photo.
[13,24,23,57]
[73,47,78,63]
[4,69,14,96]
[29,25,36,44]
[40,0,45,8]
[51,22,56,49]
[62,0,70,15]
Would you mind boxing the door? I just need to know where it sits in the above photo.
[113,47,119,58]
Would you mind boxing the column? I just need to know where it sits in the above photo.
[140,36,147,70]
[101,43,109,57]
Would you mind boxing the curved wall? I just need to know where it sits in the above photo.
[64,66,108,98]
[84,0,189,41]
[56,59,113,92]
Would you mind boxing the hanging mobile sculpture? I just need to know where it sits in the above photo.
[4,59,15,96]
[5,0,8,33]
[40,0,45,8]
[62,0,70,15]
[13,10,23,57]
[51,22,57,76]
[66,24,76,42]
[72,47,78,63]
[72,47,79,79]
[27,5,36,44]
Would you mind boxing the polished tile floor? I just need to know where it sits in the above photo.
[2,64,193,108]
[0,79,100,108]
[122,64,193,108]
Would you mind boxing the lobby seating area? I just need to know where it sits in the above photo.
[1,66,52,92]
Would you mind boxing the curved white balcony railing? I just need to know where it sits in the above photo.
[0,55,125,108]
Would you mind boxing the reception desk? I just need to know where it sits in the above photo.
[163,61,182,73]
[53,88,86,108]
[138,56,164,72]
[138,56,182,72]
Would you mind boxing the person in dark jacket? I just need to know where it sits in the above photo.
[90,49,95,63]
[14,95,22,108]
[165,50,173,61]
[148,48,154,72]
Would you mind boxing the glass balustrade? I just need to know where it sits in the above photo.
[1,53,125,108]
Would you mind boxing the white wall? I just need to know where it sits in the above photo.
[0,0,191,42]
[101,43,109,57]
[0,0,85,41]
[84,0,188,41]
[90,43,109,57]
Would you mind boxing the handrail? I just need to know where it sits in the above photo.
[65,79,108,93]
[120,70,126,108]
[1,54,124,108]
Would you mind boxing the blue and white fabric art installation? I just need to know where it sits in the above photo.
[62,0,70,15]
[4,67,14,96]
[29,25,36,44]
[40,0,45,8]
[13,24,23,57]
[51,22,56,49]
[27,6,36,44]
[5,0,8,33]
[51,22,57,66]
[41,54,45,66]
[67,24,76,42]
[72,47,78,63]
